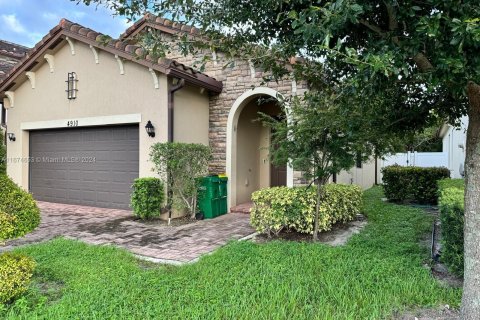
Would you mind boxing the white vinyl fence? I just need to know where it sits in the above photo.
[383,151,449,168]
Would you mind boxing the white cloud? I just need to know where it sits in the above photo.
[72,11,87,19]
[42,12,60,22]
[1,14,26,34]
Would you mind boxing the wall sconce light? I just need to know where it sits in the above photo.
[145,120,155,137]
[66,72,78,100]
[7,133,16,142]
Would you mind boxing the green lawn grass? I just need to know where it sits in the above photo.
[1,187,461,319]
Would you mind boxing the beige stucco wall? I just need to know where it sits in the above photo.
[4,40,209,190]
[174,84,209,145]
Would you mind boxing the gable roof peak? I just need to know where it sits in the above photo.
[0,18,222,94]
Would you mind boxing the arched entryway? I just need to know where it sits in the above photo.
[226,87,294,209]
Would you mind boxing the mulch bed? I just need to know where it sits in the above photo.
[253,215,367,244]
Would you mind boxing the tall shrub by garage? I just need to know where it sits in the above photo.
[131,178,165,219]
[150,142,211,220]
[250,184,362,236]
[381,165,450,204]
[438,181,465,276]
[0,175,40,305]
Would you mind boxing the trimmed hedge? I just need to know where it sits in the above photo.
[250,184,363,236]
[438,183,464,276]
[131,177,165,219]
[0,175,40,241]
[382,165,450,204]
[0,252,36,305]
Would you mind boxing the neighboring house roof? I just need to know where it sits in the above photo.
[0,40,29,82]
[121,13,201,40]
[0,19,222,94]
[0,61,15,81]
[0,39,29,60]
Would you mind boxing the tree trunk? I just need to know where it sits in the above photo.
[313,179,321,241]
[313,177,327,242]
[461,81,480,319]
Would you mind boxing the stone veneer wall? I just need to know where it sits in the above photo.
[161,39,308,185]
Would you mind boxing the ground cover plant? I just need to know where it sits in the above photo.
[0,187,460,319]
[438,179,465,192]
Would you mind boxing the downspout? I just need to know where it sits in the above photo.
[1,101,6,148]
[374,155,378,185]
[167,78,186,225]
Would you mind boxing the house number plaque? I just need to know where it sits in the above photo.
[67,120,79,127]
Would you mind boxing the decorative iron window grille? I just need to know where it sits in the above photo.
[66,72,78,100]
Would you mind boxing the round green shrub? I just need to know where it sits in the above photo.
[0,252,36,305]
[131,177,165,219]
[0,212,16,242]
[0,175,40,241]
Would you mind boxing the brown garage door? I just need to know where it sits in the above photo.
[29,125,139,209]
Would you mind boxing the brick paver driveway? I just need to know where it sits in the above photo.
[1,202,255,263]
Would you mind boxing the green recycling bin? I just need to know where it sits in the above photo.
[198,175,229,219]
[198,175,221,219]
[219,196,228,215]
[218,176,228,215]
[219,176,228,197]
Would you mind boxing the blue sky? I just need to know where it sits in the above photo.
[0,0,132,47]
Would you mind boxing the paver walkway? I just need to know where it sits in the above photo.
[1,202,255,263]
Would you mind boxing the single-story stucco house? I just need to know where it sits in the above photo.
[0,14,380,211]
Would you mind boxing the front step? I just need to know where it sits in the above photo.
[230,202,253,214]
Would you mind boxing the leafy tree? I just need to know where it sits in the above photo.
[77,0,480,317]
[262,87,399,240]
[401,119,445,153]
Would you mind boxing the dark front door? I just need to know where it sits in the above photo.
[29,125,139,209]
[270,164,287,187]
